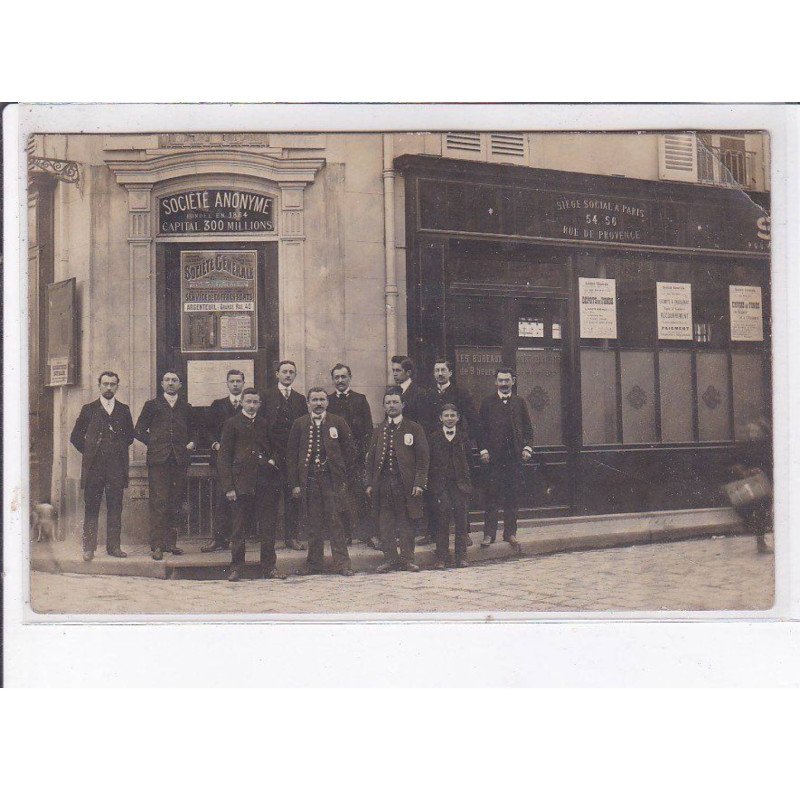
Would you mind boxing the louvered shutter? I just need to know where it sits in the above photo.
[488,133,528,164]
[658,133,698,182]
[442,132,486,161]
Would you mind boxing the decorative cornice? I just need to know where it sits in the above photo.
[104,148,325,188]
[29,155,80,184]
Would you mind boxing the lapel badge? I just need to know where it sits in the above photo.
[329,426,338,439]
[404,433,414,446]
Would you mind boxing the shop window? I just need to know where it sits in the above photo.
[620,350,657,444]
[615,260,656,347]
[517,348,564,447]
[581,349,619,445]
[696,351,732,441]
[658,350,694,442]
[732,351,767,440]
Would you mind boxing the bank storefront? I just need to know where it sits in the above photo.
[396,155,771,518]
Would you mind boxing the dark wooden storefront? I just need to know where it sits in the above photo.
[395,155,772,517]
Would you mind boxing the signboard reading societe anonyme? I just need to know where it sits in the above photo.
[159,189,275,234]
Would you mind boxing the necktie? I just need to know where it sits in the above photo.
[233,399,239,408]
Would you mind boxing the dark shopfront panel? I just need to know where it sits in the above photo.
[396,155,772,516]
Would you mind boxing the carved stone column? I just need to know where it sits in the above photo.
[278,182,307,382]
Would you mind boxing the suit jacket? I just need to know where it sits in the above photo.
[400,381,437,433]
[477,393,535,461]
[134,396,197,467]
[428,427,473,496]
[429,382,480,443]
[365,417,430,520]
[286,412,356,515]
[217,412,282,496]
[207,396,243,467]
[326,389,373,454]
[257,385,308,457]
[70,399,135,488]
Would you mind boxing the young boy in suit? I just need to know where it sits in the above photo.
[428,403,473,569]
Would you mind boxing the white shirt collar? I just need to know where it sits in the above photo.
[498,391,512,400]
[388,415,403,426]
[337,388,351,397]
[311,412,326,425]
[437,382,451,393]
[443,425,456,437]
[230,394,242,406]
[400,378,412,392]
[100,396,116,413]
[278,383,292,398]
[164,393,178,407]
[242,410,257,420]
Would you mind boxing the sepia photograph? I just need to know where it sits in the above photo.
[16,116,776,617]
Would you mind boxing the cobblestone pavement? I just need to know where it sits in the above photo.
[29,534,774,615]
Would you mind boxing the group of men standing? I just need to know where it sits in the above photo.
[69,355,536,581]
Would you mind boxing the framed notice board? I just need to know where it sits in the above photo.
[45,278,78,386]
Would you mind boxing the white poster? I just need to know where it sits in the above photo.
[729,285,764,342]
[657,282,693,340]
[187,359,255,406]
[579,277,617,339]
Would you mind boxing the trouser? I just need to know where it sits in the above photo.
[435,480,470,561]
[377,470,416,566]
[737,497,772,539]
[230,481,280,570]
[280,479,299,545]
[83,468,124,553]
[342,461,372,542]
[212,480,232,545]
[484,458,522,541]
[303,468,351,572]
[148,455,187,551]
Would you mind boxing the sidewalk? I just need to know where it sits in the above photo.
[30,507,746,580]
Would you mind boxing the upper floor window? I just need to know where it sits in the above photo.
[442,132,533,166]
[659,132,765,190]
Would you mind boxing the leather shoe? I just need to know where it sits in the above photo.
[107,548,127,558]
[152,548,163,561]
[480,535,493,548]
[376,562,395,574]
[168,547,184,556]
[366,536,382,550]
[286,539,306,551]
[415,535,434,546]
[433,560,446,570]
[201,541,228,553]
[261,568,285,579]
[83,550,94,562]
[228,569,241,582]
[339,567,355,577]
[456,558,469,568]
[299,564,323,576]
[401,562,420,572]
[504,535,520,550]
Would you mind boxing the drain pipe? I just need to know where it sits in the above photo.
[382,134,398,381]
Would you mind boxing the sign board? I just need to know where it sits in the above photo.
[46,278,78,387]
[187,359,255,407]
[159,189,274,235]
[579,277,617,339]
[180,250,258,353]
[729,285,764,342]
[657,282,693,340]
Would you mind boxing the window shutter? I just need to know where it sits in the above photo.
[488,133,528,164]
[658,133,698,182]
[442,132,486,161]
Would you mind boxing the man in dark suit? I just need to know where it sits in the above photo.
[287,388,356,576]
[134,370,197,560]
[69,371,135,561]
[477,366,535,550]
[365,387,430,573]
[258,359,308,551]
[428,403,473,569]
[391,355,436,432]
[430,358,480,444]
[217,388,284,582]
[326,363,379,549]
[201,368,246,553]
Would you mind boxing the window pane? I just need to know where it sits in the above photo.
[696,351,732,441]
[659,350,694,442]
[732,351,767,440]
[581,349,618,445]
[517,348,563,446]
[454,346,503,406]
[620,350,656,443]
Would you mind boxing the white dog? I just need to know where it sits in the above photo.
[31,502,61,542]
